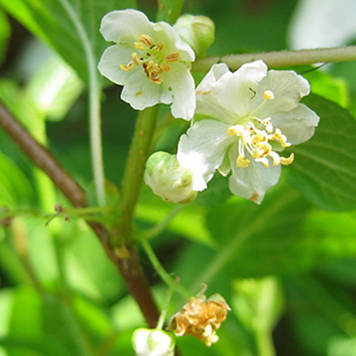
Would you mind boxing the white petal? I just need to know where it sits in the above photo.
[121,68,161,110]
[255,70,310,117]
[196,63,237,124]
[98,44,134,85]
[100,9,153,43]
[153,22,195,62]
[217,60,268,117]
[163,63,195,120]
[228,146,281,204]
[271,103,320,145]
[177,120,234,191]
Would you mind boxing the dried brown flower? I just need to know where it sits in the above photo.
[170,291,230,346]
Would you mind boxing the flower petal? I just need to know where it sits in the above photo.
[100,9,153,43]
[177,120,234,190]
[256,70,310,117]
[163,63,196,120]
[271,103,320,145]
[98,44,134,85]
[153,22,195,62]
[228,146,281,204]
[217,60,268,117]
[121,68,161,110]
[196,63,237,124]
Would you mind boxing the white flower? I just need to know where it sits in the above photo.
[98,9,196,120]
[132,328,175,356]
[177,60,319,203]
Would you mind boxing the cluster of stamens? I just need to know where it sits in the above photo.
[120,34,180,84]
[227,90,294,168]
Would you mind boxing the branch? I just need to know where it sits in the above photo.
[192,45,356,72]
[0,101,159,327]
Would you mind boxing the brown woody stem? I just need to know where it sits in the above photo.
[0,101,159,327]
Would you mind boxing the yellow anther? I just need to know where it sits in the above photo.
[120,63,135,71]
[236,155,250,168]
[227,127,238,136]
[161,62,171,72]
[270,129,291,148]
[280,153,294,165]
[139,34,153,47]
[264,90,275,100]
[134,42,145,50]
[131,52,140,65]
[165,52,180,62]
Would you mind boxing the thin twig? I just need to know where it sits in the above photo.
[0,101,159,327]
[192,45,356,72]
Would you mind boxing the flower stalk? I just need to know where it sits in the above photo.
[117,106,159,246]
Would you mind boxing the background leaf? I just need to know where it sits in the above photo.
[0,0,137,83]
[287,94,356,211]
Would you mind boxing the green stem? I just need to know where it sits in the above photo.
[192,45,356,72]
[192,192,298,292]
[141,238,191,299]
[255,329,276,356]
[156,286,174,330]
[117,106,159,246]
[141,205,185,240]
[59,0,106,206]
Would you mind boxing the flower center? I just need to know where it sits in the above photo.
[227,90,294,168]
[120,34,180,84]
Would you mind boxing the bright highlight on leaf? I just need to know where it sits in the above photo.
[177,60,320,203]
[98,9,196,120]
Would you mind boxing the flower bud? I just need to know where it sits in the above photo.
[144,152,197,204]
[132,328,175,356]
[174,15,215,57]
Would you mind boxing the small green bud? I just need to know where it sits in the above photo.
[132,328,175,356]
[174,14,215,57]
[144,151,197,204]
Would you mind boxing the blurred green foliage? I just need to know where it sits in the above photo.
[0,0,356,355]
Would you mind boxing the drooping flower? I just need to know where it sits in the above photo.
[177,60,319,203]
[170,291,230,346]
[98,9,196,120]
[132,328,175,356]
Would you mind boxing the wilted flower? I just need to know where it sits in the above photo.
[98,9,196,120]
[170,291,230,346]
[177,60,319,203]
[144,151,197,204]
[132,328,175,356]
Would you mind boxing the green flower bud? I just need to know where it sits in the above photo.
[132,328,175,356]
[144,152,197,204]
[174,14,215,57]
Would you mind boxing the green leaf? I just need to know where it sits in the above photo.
[0,0,137,83]
[156,0,184,24]
[287,94,356,211]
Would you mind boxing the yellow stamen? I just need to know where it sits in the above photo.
[236,155,250,168]
[280,153,294,165]
[131,52,140,65]
[134,42,145,50]
[264,90,275,100]
[227,127,237,136]
[165,52,180,62]
[161,62,171,72]
[120,63,135,71]
[139,34,153,47]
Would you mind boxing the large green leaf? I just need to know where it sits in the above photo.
[0,0,136,83]
[287,94,356,211]
[156,0,183,24]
